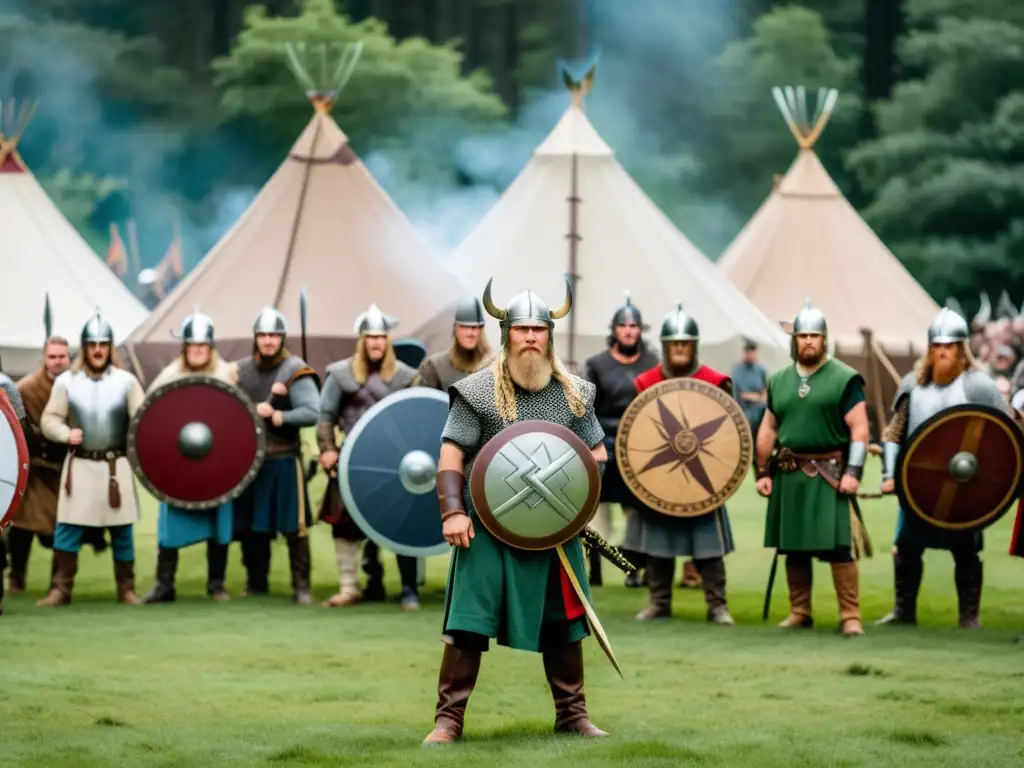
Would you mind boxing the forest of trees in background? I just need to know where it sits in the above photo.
[1,0,1023,312]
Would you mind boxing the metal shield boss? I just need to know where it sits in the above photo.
[338,387,451,557]
[616,377,752,517]
[896,403,1024,531]
[469,421,602,550]
[0,395,30,530]
[127,375,266,509]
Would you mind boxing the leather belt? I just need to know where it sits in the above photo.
[64,447,126,509]
[773,447,845,490]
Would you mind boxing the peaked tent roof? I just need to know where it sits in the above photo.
[123,99,466,384]
[0,100,149,377]
[717,86,939,355]
[420,75,791,372]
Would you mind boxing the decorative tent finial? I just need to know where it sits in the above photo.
[772,85,838,150]
[284,40,364,113]
[0,97,38,173]
[562,63,596,108]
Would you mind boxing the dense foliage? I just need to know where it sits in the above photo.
[1,0,1019,308]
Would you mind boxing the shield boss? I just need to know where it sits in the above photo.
[470,421,601,551]
[616,377,752,517]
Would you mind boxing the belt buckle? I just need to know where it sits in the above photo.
[105,451,115,461]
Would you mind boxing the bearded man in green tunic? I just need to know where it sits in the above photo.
[423,278,609,745]
[756,298,870,636]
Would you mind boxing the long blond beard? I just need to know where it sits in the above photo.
[493,345,587,423]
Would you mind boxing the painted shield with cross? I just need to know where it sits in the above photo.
[896,403,1024,532]
[469,421,602,551]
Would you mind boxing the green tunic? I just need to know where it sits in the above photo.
[764,359,862,552]
[439,368,605,653]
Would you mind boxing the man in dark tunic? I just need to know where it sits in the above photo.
[582,292,657,587]
[415,296,494,392]
[756,298,870,636]
[317,303,420,609]
[423,279,608,745]
[876,308,1009,628]
[233,307,319,603]
[624,302,736,624]
[731,339,768,467]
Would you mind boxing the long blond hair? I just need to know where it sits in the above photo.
[493,345,586,423]
[351,335,397,384]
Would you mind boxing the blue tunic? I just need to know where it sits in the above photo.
[158,502,234,549]
[233,456,312,538]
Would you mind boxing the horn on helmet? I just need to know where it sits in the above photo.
[550,278,573,320]
[481,278,507,321]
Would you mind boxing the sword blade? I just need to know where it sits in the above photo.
[555,543,622,679]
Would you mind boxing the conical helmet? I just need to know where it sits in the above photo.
[354,303,398,335]
[792,297,827,335]
[610,291,646,329]
[179,311,215,345]
[927,308,969,345]
[453,296,485,327]
[81,308,114,345]
[252,307,288,335]
[659,301,699,342]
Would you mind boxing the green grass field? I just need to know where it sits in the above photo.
[2,464,1022,767]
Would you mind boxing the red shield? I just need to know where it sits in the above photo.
[896,403,1024,532]
[127,375,265,509]
[0,393,30,530]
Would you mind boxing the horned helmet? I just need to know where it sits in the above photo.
[481,277,572,348]
[354,303,398,336]
[177,310,215,347]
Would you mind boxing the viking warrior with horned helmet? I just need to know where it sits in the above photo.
[877,308,1010,628]
[317,303,420,609]
[141,311,239,604]
[756,298,870,636]
[423,278,609,745]
[38,310,147,606]
[415,296,495,391]
[622,302,737,624]
[232,307,320,603]
[582,292,658,588]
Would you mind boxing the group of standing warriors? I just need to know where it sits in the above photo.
[2,291,1022,633]
[0,294,496,611]
[582,295,1024,635]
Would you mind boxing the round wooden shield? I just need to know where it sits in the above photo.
[616,377,752,517]
[0,394,29,530]
[469,421,602,551]
[127,375,266,509]
[896,403,1024,531]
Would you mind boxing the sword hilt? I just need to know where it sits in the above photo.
[579,525,637,575]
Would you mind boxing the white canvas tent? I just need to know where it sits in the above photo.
[420,70,790,372]
[0,100,148,377]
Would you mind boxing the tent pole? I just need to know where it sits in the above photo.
[566,151,581,371]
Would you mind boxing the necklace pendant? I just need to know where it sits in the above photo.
[798,381,811,398]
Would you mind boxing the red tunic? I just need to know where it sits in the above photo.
[634,363,731,393]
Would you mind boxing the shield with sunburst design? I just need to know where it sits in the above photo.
[616,377,752,517]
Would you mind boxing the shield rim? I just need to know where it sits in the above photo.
[896,402,1024,532]
[614,376,752,518]
[127,374,266,509]
[469,420,602,551]
[338,386,451,558]
[0,394,30,530]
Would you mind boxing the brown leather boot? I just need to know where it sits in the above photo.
[954,554,983,628]
[114,560,139,604]
[287,535,313,605]
[778,556,813,628]
[678,559,701,588]
[422,644,483,745]
[636,556,673,619]
[37,550,77,606]
[831,562,864,635]
[142,547,178,604]
[696,557,734,624]
[543,640,608,737]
